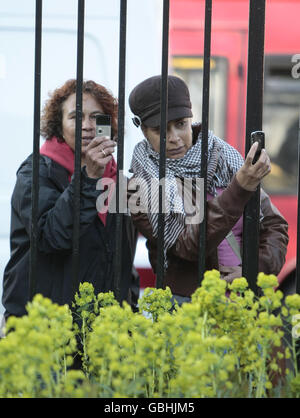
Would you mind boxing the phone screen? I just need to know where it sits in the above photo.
[96,115,112,138]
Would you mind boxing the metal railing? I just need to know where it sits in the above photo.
[242,0,266,295]
[72,0,85,297]
[29,0,42,299]
[156,0,170,288]
[29,0,298,301]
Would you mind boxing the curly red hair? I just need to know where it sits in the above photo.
[41,79,118,142]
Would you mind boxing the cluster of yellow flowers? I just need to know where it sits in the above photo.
[0,295,80,397]
[0,270,299,398]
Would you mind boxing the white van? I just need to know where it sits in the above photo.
[0,0,163,314]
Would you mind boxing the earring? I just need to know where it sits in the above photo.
[132,115,142,127]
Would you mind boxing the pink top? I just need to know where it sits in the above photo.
[207,188,243,266]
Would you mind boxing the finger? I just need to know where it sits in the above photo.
[255,165,271,181]
[94,137,117,148]
[86,136,111,150]
[255,150,271,172]
[86,145,116,163]
[86,153,113,169]
[257,148,270,165]
[95,154,113,165]
[96,140,117,153]
[100,146,116,157]
[245,142,259,165]
[96,137,117,146]
[87,144,116,160]
[259,164,271,178]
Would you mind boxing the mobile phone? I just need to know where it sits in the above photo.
[251,131,265,164]
[96,115,112,138]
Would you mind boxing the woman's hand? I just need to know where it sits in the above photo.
[236,142,271,191]
[82,136,117,179]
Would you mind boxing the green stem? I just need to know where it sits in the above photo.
[256,344,267,398]
[82,318,89,378]
[202,311,208,339]
[291,336,298,375]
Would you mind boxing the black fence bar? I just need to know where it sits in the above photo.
[29,0,43,300]
[197,0,212,285]
[114,0,127,302]
[242,0,266,294]
[156,0,170,289]
[72,0,85,297]
[297,113,300,371]
[296,111,300,295]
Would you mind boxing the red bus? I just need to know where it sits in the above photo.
[138,0,300,290]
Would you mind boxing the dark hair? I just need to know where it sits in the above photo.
[41,79,118,142]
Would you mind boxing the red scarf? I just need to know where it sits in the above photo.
[40,136,117,226]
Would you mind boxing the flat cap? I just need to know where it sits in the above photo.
[129,75,193,128]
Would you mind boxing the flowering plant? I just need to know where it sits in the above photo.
[0,271,299,398]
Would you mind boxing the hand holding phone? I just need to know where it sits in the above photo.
[83,114,116,178]
[236,131,270,191]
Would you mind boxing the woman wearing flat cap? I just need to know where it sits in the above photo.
[127,74,289,302]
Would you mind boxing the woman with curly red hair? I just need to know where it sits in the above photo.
[2,79,138,321]
[41,79,118,144]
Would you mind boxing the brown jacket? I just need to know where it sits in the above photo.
[129,175,289,297]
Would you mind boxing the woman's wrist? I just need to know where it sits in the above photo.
[82,166,101,182]
[236,170,257,191]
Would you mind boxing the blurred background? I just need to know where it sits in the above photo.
[0,0,163,315]
[1,0,300,316]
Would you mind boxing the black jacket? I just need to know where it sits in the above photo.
[2,155,138,319]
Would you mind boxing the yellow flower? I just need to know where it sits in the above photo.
[229,277,248,292]
[286,294,300,310]
[257,273,278,289]
[265,381,273,390]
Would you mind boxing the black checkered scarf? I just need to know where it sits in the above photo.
[130,124,244,268]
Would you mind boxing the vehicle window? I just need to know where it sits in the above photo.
[262,55,300,195]
[171,56,228,140]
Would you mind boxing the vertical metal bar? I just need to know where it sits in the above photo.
[114,0,127,302]
[197,0,212,285]
[29,0,42,300]
[156,0,170,289]
[296,111,300,295]
[72,0,85,297]
[242,0,266,294]
[297,113,300,374]
[296,112,300,374]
